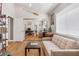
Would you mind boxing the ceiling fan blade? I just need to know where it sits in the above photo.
[17,4,39,16]
[32,12,39,16]
[24,9,39,16]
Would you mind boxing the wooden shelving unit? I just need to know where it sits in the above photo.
[0,15,8,55]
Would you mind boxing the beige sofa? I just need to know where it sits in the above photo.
[42,34,79,56]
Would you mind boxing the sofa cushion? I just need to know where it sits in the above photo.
[52,35,68,48]
[43,41,60,55]
[59,38,68,48]
[65,39,79,49]
[52,35,59,45]
[56,37,63,48]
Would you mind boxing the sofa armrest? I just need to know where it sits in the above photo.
[51,49,79,56]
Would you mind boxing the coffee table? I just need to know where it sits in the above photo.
[25,42,41,56]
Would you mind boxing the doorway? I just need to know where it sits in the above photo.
[8,16,13,40]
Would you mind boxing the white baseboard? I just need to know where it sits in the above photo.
[8,39,24,42]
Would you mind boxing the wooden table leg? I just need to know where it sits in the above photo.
[39,48,41,56]
[28,49,30,52]
[25,48,27,56]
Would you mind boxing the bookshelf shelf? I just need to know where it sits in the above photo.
[0,15,8,55]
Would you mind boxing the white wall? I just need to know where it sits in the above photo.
[2,3,15,17]
[13,18,25,41]
[56,4,79,38]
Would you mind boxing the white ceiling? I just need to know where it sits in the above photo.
[14,3,58,18]
[15,3,58,13]
[28,3,54,13]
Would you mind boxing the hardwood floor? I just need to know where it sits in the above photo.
[6,35,44,56]
[25,35,41,41]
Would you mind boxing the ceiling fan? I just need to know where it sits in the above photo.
[17,4,39,16]
[24,8,39,16]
